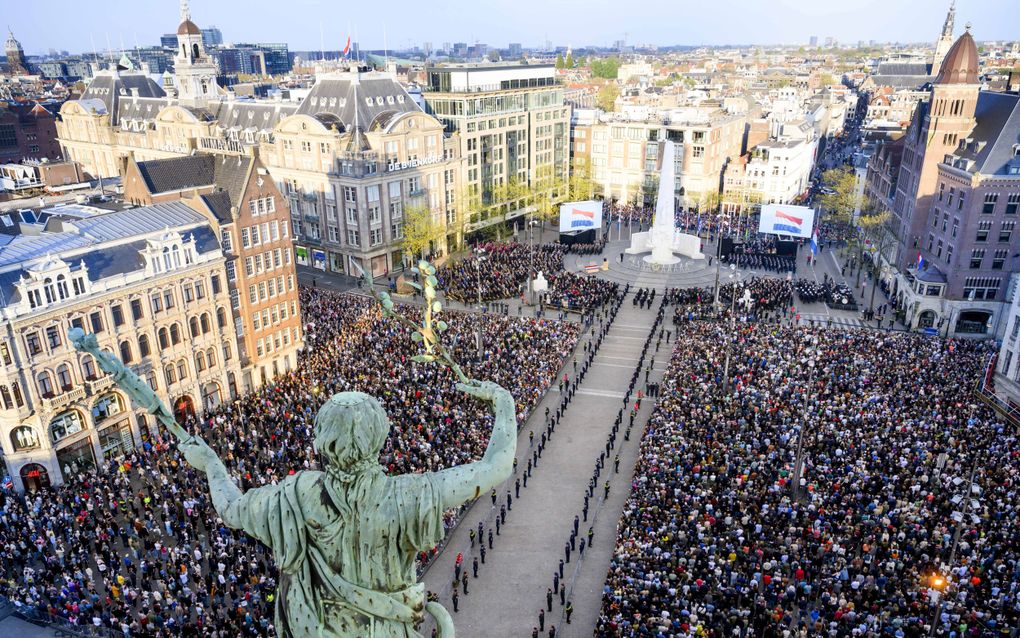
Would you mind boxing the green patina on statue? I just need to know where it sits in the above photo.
[69,269,518,637]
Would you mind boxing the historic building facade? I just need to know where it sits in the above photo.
[56,4,464,279]
[0,202,241,491]
[889,29,1020,337]
[123,150,303,390]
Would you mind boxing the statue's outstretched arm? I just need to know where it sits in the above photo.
[433,381,517,511]
[179,438,245,528]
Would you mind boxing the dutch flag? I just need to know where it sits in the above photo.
[917,252,925,271]
[810,227,819,255]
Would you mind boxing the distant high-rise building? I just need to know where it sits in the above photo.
[202,26,223,47]
[824,36,834,48]
[423,42,433,57]
[442,42,451,55]
[508,43,522,58]
[161,33,179,49]
[4,29,27,75]
[809,36,818,47]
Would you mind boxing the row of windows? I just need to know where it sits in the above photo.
[240,220,287,249]
[244,248,289,278]
[247,275,295,306]
[25,272,89,310]
[255,327,298,359]
[252,301,296,332]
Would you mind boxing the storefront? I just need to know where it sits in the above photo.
[328,252,345,274]
[98,419,135,458]
[56,435,97,478]
[312,249,327,271]
[295,246,309,266]
[19,463,51,492]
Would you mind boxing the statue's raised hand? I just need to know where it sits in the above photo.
[455,380,508,403]
[178,436,219,473]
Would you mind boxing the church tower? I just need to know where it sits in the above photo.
[931,1,956,78]
[173,0,219,105]
[5,28,26,75]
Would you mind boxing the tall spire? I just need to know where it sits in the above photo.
[942,0,956,38]
[180,0,190,23]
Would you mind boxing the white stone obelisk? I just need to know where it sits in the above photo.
[646,140,682,265]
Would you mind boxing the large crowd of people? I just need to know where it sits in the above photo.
[0,288,579,636]
[436,241,620,311]
[597,323,1019,637]
[437,242,567,303]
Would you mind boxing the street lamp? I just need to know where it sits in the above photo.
[721,270,743,394]
[527,218,540,305]
[927,571,949,637]
[792,336,818,499]
[474,248,486,356]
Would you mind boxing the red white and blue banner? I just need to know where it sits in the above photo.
[558,200,603,232]
[758,204,815,239]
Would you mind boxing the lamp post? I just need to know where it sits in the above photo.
[713,229,730,316]
[792,336,818,499]
[527,217,539,305]
[927,571,949,637]
[721,270,742,394]
[474,249,486,356]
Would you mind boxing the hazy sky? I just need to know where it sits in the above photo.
[7,0,1019,55]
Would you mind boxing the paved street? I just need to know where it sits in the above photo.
[420,267,672,637]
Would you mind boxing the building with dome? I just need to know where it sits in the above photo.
[57,1,466,279]
[886,26,1020,340]
[4,29,26,76]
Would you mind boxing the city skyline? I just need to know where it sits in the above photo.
[8,0,1018,57]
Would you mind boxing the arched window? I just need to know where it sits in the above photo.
[56,364,72,392]
[216,307,227,328]
[119,341,133,364]
[81,354,97,380]
[158,327,169,349]
[10,425,39,451]
[11,381,24,408]
[56,274,69,300]
[0,385,12,410]
[164,364,176,386]
[37,371,54,398]
[172,245,181,267]
[92,393,124,422]
[206,348,215,369]
[177,359,188,381]
[170,323,182,345]
[195,353,205,373]
[200,313,211,334]
[49,410,84,443]
[138,334,151,357]
[192,43,200,59]
[182,43,187,57]
[163,247,172,271]
[189,316,200,338]
[43,277,55,303]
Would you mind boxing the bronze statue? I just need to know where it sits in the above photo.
[70,311,517,637]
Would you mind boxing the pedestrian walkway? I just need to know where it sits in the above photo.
[797,312,867,329]
[421,290,669,637]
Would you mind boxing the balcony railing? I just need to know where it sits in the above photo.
[41,385,86,413]
[87,375,115,395]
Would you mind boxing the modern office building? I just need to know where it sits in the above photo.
[421,63,570,230]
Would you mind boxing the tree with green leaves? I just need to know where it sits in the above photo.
[555,54,565,69]
[817,167,863,225]
[596,83,619,112]
[565,52,574,69]
[859,208,894,312]
[400,204,442,262]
